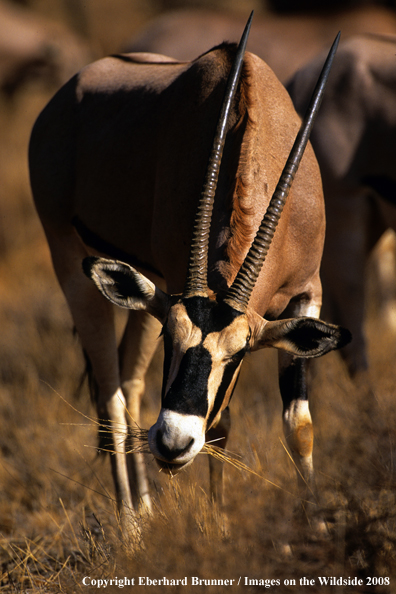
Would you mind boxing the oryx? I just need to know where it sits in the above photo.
[288,34,396,377]
[29,15,349,532]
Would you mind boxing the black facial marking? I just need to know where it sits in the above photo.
[207,356,244,428]
[184,296,243,337]
[161,296,248,418]
[162,329,173,401]
[162,344,212,416]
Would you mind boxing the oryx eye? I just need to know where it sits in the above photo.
[226,343,249,364]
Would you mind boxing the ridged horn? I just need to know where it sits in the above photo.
[224,31,341,312]
[183,11,253,298]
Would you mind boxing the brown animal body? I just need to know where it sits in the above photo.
[288,34,396,376]
[0,0,90,95]
[125,5,396,82]
[29,19,349,534]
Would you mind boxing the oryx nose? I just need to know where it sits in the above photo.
[155,429,194,462]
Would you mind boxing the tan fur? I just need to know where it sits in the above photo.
[293,422,314,459]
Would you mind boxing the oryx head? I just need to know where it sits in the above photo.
[83,18,349,471]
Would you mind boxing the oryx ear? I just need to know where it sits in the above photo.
[252,316,351,358]
[83,256,170,323]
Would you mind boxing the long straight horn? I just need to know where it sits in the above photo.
[183,11,253,298]
[224,32,341,312]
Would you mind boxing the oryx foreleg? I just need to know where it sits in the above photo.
[279,353,316,503]
[46,228,136,528]
[279,352,327,535]
[118,310,161,514]
[277,295,325,533]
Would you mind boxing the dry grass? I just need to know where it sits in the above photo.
[0,1,396,592]
[1,188,395,594]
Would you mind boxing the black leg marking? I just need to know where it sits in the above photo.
[279,356,308,410]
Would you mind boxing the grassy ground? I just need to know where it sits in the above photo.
[0,1,395,592]
[1,238,396,594]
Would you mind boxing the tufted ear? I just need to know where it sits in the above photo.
[83,256,170,323]
[251,316,352,358]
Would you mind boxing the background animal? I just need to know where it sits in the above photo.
[288,34,396,378]
[125,4,396,82]
[0,0,90,96]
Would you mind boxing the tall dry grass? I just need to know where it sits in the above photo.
[1,246,396,593]
[0,1,395,592]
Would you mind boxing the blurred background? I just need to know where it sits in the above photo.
[0,0,396,591]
